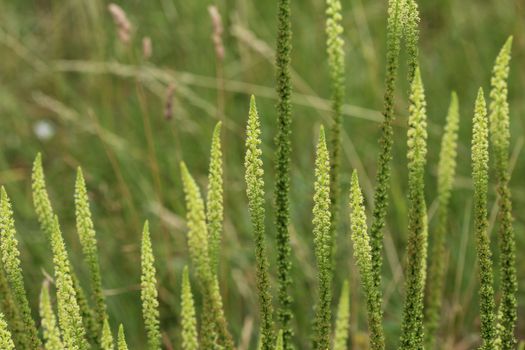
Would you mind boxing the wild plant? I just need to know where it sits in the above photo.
[181,266,198,350]
[245,96,274,350]
[274,0,294,347]
[488,37,517,350]
[368,0,406,319]
[0,1,519,349]
[349,172,385,349]
[141,221,161,350]
[311,126,333,350]
[471,89,497,350]
[398,67,428,350]
[325,0,345,233]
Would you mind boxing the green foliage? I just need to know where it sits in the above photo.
[75,168,108,329]
[181,162,234,350]
[39,281,64,350]
[245,96,274,350]
[118,325,129,350]
[368,0,405,317]
[349,171,384,350]
[141,221,161,350]
[333,280,350,350]
[50,215,90,350]
[0,313,15,350]
[0,2,521,349]
[424,92,460,347]
[101,317,115,350]
[325,0,345,234]
[0,188,41,349]
[275,0,293,347]
[311,126,333,350]
[206,122,224,274]
[488,37,517,350]
[181,266,199,350]
[472,89,497,350]
[32,154,99,344]
[399,67,428,350]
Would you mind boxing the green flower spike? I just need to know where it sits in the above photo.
[181,162,233,350]
[206,121,224,274]
[141,221,161,350]
[75,168,108,329]
[472,89,497,350]
[274,0,294,347]
[181,266,198,350]
[399,67,428,350]
[368,0,405,319]
[39,280,64,350]
[349,171,385,350]
[312,126,333,350]
[0,188,42,349]
[50,216,89,350]
[245,96,274,350]
[118,325,129,350]
[325,0,345,235]
[488,37,517,350]
[101,318,114,350]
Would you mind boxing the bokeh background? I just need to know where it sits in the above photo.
[0,0,524,348]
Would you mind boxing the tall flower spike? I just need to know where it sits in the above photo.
[118,325,129,350]
[349,171,384,350]
[399,67,428,350]
[32,154,98,343]
[245,96,274,350]
[488,37,517,350]
[206,122,224,274]
[312,126,333,350]
[32,153,55,240]
[325,0,345,236]
[182,161,218,349]
[333,280,350,350]
[40,280,64,350]
[75,168,108,328]
[181,162,233,349]
[141,221,161,350]
[0,313,15,350]
[403,0,420,83]
[181,266,198,350]
[472,89,497,350]
[424,92,460,348]
[274,0,293,346]
[368,0,405,316]
[50,216,89,350]
[0,188,42,349]
[101,318,114,350]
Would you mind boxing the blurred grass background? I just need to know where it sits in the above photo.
[0,0,524,348]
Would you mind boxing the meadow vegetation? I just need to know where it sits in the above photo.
[0,0,524,348]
